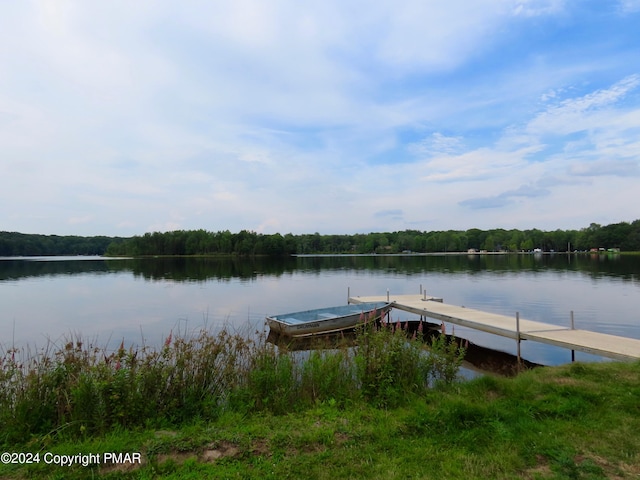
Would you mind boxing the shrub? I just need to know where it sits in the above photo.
[0,318,466,446]
[354,313,465,408]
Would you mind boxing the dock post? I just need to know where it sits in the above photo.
[348,287,350,304]
[387,289,390,302]
[420,284,422,295]
[570,311,575,362]
[516,312,521,365]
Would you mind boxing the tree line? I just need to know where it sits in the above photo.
[0,232,117,256]
[2,219,639,257]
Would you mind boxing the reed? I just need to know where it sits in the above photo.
[354,312,466,407]
[0,316,465,447]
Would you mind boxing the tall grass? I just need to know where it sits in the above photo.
[0,313,465,446]
[355,314,466,407]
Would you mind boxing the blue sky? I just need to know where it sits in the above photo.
[1,0,639,236]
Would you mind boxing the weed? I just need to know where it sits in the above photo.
[1,317,466,446]
[354,313,465,407]
[4,362,640,479]
[426,323,467,387]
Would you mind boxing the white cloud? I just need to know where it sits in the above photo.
[409,133,466,157]
[618,0,640,13]
[416,145,543,183]
[512,0,566,17]
[67,215,95,226]
[568,159,639,177]
[527,75,640,135]
[1,1,639,235]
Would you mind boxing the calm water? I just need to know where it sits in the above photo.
[1,254,639,366]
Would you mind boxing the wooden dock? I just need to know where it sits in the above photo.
[349,294,640,362]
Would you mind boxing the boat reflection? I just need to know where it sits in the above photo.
[267,320,541,377]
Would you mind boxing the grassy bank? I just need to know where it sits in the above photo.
[1,360,639,479]
[0,315,464,444]
[3,317,640,479]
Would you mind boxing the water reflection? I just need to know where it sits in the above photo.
[2,253,639,283]
[1,254,638,368]
[267,320,542,377]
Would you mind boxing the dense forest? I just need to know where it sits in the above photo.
[0,232,117,256]
[2,219,640,257]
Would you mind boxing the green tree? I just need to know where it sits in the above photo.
[483,235,495,251]
[520,238,534,251]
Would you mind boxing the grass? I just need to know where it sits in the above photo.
[1,361,640,479]
[0,313,464,442]
[2,319,639,479]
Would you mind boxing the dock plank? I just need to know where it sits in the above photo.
[349,294,640,361]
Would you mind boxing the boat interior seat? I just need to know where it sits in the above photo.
[282,317,304,324]
[317,313,338,319]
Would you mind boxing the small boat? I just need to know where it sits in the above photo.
[266,302,393,337]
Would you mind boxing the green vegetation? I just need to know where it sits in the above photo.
[2,314,640,478]
[0,316,464,444]
[3,313,640,479]
[2,356,639,479]
[0,232,117,256]
[103,220,640,255]
[3,218,640,256]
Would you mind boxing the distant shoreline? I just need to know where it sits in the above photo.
[293,250,635,257]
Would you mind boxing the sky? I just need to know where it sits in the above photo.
[1,0,640,236]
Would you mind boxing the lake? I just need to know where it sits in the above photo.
[1,254,639,367]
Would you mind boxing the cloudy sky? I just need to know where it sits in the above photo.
[1,1,639,236]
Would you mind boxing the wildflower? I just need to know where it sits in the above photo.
[368,308,377,324]
[165,330,173,347]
